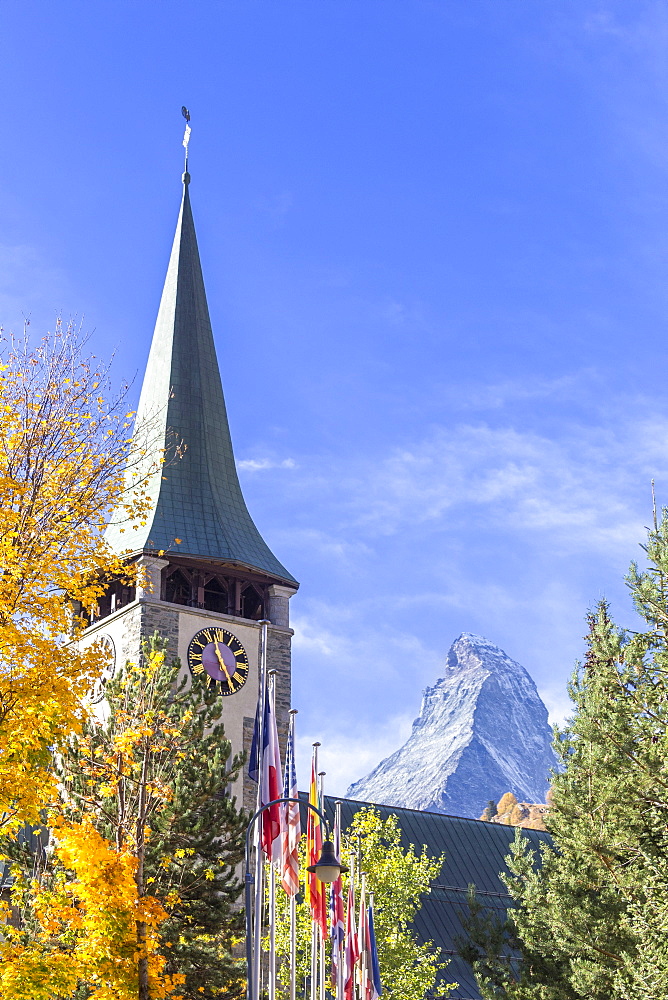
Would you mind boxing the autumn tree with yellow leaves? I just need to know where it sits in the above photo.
[0,321,150,830]
[0,325,246,998]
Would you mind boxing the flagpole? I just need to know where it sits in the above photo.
[346,852,357,1000]
[358,874,365,1000]
[335,800,343,1000]
[252,620,270,1000]
[355,867,360,1000]
[288,709,299,1000]
[310,921,318,1000]
[320,925,325,1000]
[369,892,375,1000]
[368,893,381,1000]
[318,771,326,1000]
[357,871,366,1000]
[309,743,320,1000]
[289,892,297,1000]
[268,673,279,1000]
[252,826,264,1000]
[268,854,276,1000]
[350,859,359,1000]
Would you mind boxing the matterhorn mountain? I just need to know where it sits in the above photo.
[347,633,556,819]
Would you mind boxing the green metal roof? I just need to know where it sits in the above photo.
[105,175,297,586]
[319,795,549,1000]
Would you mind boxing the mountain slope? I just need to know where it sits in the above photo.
[347,633,556,818]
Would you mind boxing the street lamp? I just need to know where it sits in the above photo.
[306,838,349,883]
[244,796,347,1000]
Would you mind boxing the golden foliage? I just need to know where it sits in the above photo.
[0,641,196,999]
[495,792,518,815]
[480,791,549,830]
[0,818,184,999]
[0,322,152,830]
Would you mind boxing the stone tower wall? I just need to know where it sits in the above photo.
[83,598,294,818]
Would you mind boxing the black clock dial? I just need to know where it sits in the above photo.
[187,626,249,696]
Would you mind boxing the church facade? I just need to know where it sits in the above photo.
[81,167,297,810]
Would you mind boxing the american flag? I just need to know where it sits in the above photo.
[280,713,301,895]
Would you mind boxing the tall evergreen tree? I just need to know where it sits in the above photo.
[142,648,248,998]
[461,513,668,999]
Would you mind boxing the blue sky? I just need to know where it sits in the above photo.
[3,1,668,793]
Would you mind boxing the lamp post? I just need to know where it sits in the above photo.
[244,796,348,1000]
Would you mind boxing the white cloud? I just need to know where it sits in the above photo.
[380,298,427,329]
[539,684,575,730]
[238,457,296,472]
[295,714,414,798]
[447,371,592,412]
[328,417,665,559]
[291,613,347,659]
[292,606,441,688]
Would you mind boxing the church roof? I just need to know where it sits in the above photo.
[105,173,297,586]
[315,795,550,1000]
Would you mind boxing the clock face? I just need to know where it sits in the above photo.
[187,626,250,696]
[90,634,116,704]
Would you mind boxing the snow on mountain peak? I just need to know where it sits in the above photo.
[346,634,556,819]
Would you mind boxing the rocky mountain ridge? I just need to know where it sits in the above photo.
[347,633,556,819]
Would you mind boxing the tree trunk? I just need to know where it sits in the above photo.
[136,741,151,1000]
[137,920,150,1000]
[137,923,149,1000]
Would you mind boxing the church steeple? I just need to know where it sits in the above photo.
[105,172,296,587]
[90,141,295,810]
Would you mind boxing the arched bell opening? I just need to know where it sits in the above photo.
[160,562,268,622]
[240,583,264,621]
[164,567,192,606]
[87,577,136,624]
[201,575,228,614]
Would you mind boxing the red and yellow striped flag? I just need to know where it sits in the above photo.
[306,751,327,938]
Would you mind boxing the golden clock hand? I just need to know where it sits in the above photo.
[213,642,232,683]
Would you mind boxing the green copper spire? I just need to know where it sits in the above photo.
[105,174,297,586]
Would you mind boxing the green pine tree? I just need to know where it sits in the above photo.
[140,642,249,999]
[461,512,668,999]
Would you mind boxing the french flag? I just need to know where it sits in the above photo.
[260,678,283,863]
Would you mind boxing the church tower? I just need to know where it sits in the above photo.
[82,164,298,808]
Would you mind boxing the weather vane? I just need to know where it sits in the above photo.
[182,106,191,173]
